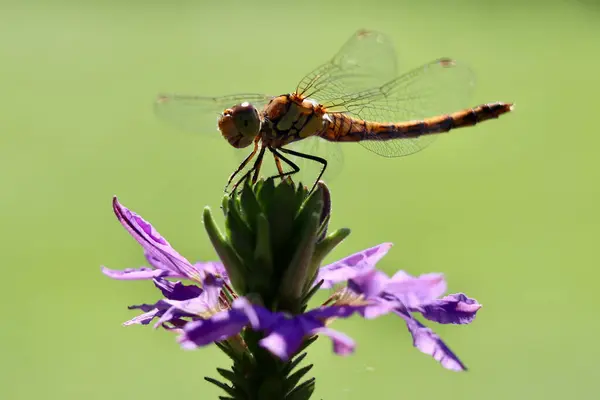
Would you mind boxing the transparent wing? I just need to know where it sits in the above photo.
[273,29,397,179]
[154,93,273,135]
[294,29,476,159]
[296,29,399,102]
[339,58,476,157]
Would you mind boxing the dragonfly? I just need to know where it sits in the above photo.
[154,29,513,193]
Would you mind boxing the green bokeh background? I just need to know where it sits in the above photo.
[2,0,599,398]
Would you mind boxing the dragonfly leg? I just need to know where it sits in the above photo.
[267,148,300,184]
[251,149,265,184]
[271,150,294,185]
[278,147,328,194]
[231,145,266,193]
[273,153,285,177]
[224,137,260,193]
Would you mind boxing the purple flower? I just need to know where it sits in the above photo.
[102,198,481,371]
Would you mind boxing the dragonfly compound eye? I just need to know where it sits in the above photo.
[217,102,261,148]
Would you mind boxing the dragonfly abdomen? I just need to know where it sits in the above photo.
[325,102,513,142]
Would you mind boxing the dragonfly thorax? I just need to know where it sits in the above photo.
[217,102,262,148]
[259,94,328,148]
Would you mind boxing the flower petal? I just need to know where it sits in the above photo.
[346,270,427,319]
[123,308,161,326]
[231,297,261,329]
[260,329,304,360]
[162,284,221,316]
[260,305,367,360]
[311,327,355,356]
[385,271,447,308]
[415,293,481,325]
[196,261,229,282]
[113,197,201,281]
[397,310,466,371]
[347,268,389,298]
[153,278,203,301]
[125,300,172,326]
[155,275,225,327]
[178,308,249,349]
[316,243,393,289]
[101,265,174,280]
[260,314,321,360]
[306,304,372,321]
[358,298,396,319]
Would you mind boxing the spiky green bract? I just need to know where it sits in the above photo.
[203,179,348,311]
[203,179,349,400]
[203,207,247,293]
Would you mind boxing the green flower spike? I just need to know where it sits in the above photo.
[203,179,349,312]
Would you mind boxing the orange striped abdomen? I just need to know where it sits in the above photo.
[323,102,514,142]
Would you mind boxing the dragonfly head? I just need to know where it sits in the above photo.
[217,102,261,148]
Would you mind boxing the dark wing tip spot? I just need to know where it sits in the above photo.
[438,58,457,68]
[356,29,373,38]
